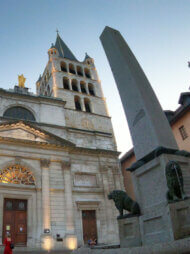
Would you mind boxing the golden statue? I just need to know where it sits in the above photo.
[18,74,26,88]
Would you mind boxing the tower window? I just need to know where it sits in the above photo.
[77,66,83,76]
[47,85,50,96]
[84,68,91,79]
[72,79,78,92]
[74,96,82,111]
[63,77,70,90]
[88,83,95,96]
[69,64,76,75]
[84,98,91,113]
[61,61,67,72]
[80,81,87,94]
[179,125,188,140]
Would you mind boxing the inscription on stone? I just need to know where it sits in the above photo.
[133,109,145,127]
[74,174,97,187]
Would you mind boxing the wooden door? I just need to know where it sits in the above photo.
[3,199,27,245]
[82,210,97,244]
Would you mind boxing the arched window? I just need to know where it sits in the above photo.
[80,81,87,94]
[63,77,70,90]
[74,96,82,111]
[3,107,36,121]
[72,79,78,92]
[77,66,83,76]
[61,61,67,72]
[84,68,91,79]
[88,83,95,96]
[47,85,50,96]
[0,164,35,185]
[69,64,76,74]
[84,98,91,113]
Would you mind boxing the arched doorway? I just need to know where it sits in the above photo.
[0,164,35,246]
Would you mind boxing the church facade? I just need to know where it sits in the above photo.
[0,33,123,250]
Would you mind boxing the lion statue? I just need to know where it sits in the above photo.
[166,161,186,202]
[108,190,140,218]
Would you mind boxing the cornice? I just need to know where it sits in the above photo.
[64,107,111,119]
[0,120,75,148]
[0,88,66,106]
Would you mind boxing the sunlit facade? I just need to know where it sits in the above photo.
[0,33,123,250]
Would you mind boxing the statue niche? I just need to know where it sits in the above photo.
[166,161,187,202]
[108,190,140,219]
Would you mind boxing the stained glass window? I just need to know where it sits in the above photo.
[0,165,35,185]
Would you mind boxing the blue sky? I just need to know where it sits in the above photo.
[0,0,190,155]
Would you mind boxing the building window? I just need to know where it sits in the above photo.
[88,83,95,96]
[72,79,78,92]
[3,106,36,122]
[80,81,87,94]
[179,125,188,140]
[0,164,35,185]
[77,66,83,77]
[63,77,70,90]
[74,96,82,111]
[84,98,91,113]
[84,68,91,79]
[61,61,67,72]
[69,64,76,74]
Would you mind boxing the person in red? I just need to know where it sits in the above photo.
[3,232,13,254]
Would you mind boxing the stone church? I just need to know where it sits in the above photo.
[0,33,123,250]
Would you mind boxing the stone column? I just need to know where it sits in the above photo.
[36,188,42,247]
[77,80,82,93]
[86,83,90,95]
[112,166,123,190]
[0,194,3,244]
[80,99,85,111]
[100,166,117,243]
[62,161,77,250]
[40,159,51,233]
[40,159,54,250]
[68,78,72,90]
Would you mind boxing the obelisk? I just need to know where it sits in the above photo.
[100,26,178,160]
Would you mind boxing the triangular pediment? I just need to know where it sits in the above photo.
[0,121,75,147]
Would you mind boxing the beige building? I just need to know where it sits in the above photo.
[0,33,123,250]
[120,91,190,199]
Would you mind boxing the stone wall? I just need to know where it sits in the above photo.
[0,92,66,126]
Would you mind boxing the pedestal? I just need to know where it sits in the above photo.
[131,153,190,245]
[118,215,141,247]
[169,199,190,240]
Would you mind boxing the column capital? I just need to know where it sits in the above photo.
[62,161,71,170]
[100,165,119,175]
[99,165,108,174]
[40,159,50,169]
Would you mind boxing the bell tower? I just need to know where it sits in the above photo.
[36,32,109,117]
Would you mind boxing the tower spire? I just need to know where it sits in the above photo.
[55,32,78,61]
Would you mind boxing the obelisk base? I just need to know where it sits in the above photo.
[130,153,190,245]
